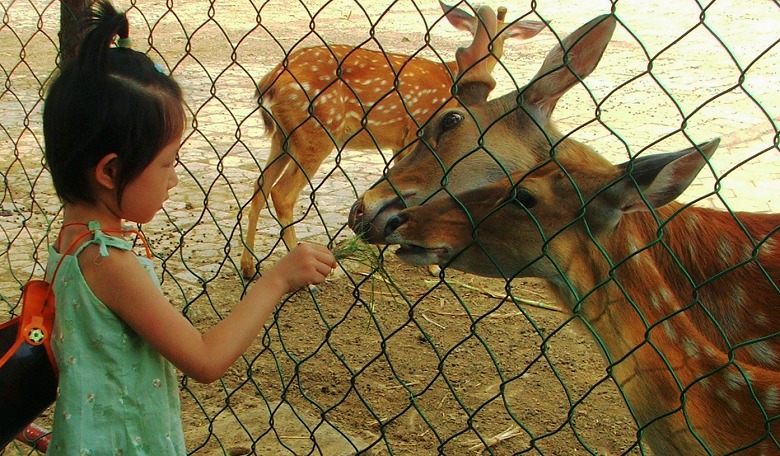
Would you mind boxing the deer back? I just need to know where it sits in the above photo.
[256,3,544,156]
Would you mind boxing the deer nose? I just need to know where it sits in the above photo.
[383,213,409,239]
[348,198,367,234]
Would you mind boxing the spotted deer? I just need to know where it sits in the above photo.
[377,139,780,454]
[239,1,545,279]
[348,12,780,455]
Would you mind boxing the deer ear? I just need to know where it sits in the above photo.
[610,139,720,213]
[453,5,499,106]
[440,0,478,35]
[521,14,616,121]
[503,20,546,40]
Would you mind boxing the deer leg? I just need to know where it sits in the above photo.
[240,135,292,279]
[269,138,334,251]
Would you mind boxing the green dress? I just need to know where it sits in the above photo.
[46,222,186,455]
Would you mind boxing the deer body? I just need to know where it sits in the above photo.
[348,12,780,454]
[239,3,544,278]
[380,144,780,454]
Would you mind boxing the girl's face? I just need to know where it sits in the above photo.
[121,138,180,224]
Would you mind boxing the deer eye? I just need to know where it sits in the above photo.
[441,111,463,130]
[511,187,537,209]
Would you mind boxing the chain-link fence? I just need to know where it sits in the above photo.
[1,0,778,454]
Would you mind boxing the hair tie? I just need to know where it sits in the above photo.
[116,37,132,48]
[153,62,167,74]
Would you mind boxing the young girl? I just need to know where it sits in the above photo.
[42,1,337,453]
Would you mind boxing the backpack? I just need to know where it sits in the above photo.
[0,227,149,446]
[0,278,58,446]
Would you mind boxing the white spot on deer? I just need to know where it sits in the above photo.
[753,311,770,327]
[765,385,779,411]
[662,321,677,341]
[716,239,734,262]
[718,287,748,333]
[684,211,700,229]
[262,95,276,109]
[650,285,672,311]
[746,340,778,367]
[759,237,776,257]
[625,236,642,263]
[682,337,698,358]
[716,388,742,413]
[725,370,747,391]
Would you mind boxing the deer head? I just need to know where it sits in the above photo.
[382,139,722,280]
[348,14,617,244]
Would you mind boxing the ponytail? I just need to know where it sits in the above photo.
[78,0,130,74]
[43,0,185,206]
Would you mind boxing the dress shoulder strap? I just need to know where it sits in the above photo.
[70,221,135,258]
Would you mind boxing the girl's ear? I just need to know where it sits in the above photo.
[94,153,119,190]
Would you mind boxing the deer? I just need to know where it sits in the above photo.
[347,14,616,247]
[239,1,545,279]
[347,11,780,455]
[377,139,780,455]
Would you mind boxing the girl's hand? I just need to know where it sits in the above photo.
[264,242,337,294]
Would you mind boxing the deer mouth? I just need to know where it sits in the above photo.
[393,243,450,266]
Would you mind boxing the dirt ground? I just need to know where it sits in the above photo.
[166,248,645,456]
[2,0,777,454]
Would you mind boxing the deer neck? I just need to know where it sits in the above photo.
[549,201,777,359]
[543,202,780,452]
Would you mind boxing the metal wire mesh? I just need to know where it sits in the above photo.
[1,0,778,455]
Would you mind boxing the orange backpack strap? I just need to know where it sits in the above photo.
[0,226,151,375]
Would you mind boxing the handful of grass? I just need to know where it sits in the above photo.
[331,234,401,313]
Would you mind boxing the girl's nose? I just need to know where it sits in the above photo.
[169,169,179,190]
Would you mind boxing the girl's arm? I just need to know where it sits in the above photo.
[81,242,336,383]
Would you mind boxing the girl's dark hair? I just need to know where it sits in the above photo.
[43,0,185,205]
